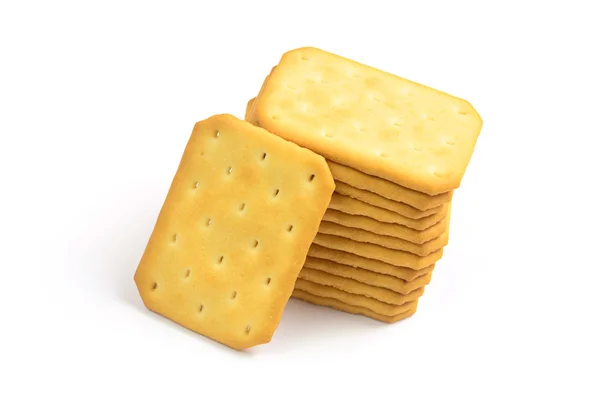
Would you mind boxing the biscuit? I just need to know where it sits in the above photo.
[250,47,483,195]
[309,244,435,281]
[299,266,431,303]
[329,193,447,231]
[303,257,433,294]
[294,279,422,316]
[247,97,451,211]
[323,209,446,244]
[134,114,335,350]
[327,161,452,210]
[245,97,256,123]
[292,289,417,323]
[313,234,442,270]
[318,221,448,256]
[335,180,442,219]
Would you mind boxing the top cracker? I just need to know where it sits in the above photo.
[251,47,482,195]
[134,114,334,350]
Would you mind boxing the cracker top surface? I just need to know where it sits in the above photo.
[254,47,482,195]
[134,114,334,350]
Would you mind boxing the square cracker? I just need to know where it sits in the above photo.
[318,221,448,256]
[294,279,422,316]
[323,209,446,244]
[293,289,417,323]
[308,244,435,281]
[134,114,334,350]
[248,96,452,211]
[250,47,483,195]
[298,267,431,304]
[303,257,433,294]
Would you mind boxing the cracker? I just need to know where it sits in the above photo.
[245,97,256,122]
[335,180,441,219]
[313,234,442,270]
[323,209,446,244]
[133,114,335,350]
[327,161,452,210]
[292,289,417,323]
[309,244,435,281]
[329,193,446,231]
[299,266,431,304]
[294,279,422,316]
[250,47,483,195]
[248,96,452,212]
[319,221,448,256]
[303,257,433,294]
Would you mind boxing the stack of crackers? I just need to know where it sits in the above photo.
[134,47,482,350]
[245,48,481,324]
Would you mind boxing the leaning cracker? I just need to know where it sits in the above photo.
[299,267,431,304]
[309,244,435,281]
[294,279,421,316]
[303,257,433,294]
[251,47,483,195]
[134,114,334,350]
[327,161,452,210]
[313,234,442,270]
[329,193,446,231]
[323,209,446,244]
[292,289,417,323]
[318,221,448,256]
[335,180,442,219]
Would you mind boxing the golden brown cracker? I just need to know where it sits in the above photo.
[251,47,483,195]
[134,114,334,350]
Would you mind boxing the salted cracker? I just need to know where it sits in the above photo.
[319,221,448,256]
[294,279,421,316]
[247,96,451,211]
[303,257,433,294]
[329,193,446,231]
[309,244,435,281]
[250,47,483,195]
[299,267,430,304]
[292,289,417,323]
[323,209,446,244]
[245,97,256,123]
[134,114,334,350]
[327,161,452,210]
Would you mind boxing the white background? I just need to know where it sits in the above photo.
[1,1,599,396]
